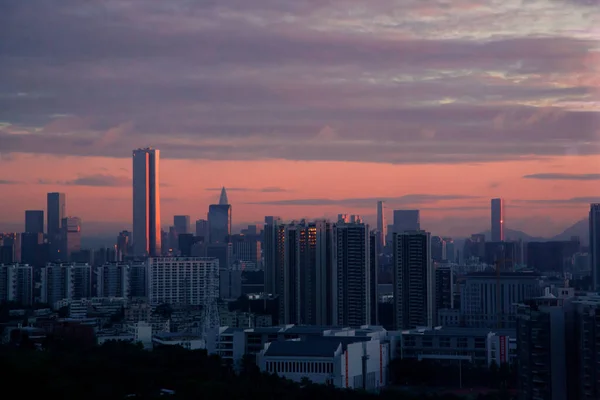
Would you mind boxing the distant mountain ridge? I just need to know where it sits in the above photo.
[478,218,589,245]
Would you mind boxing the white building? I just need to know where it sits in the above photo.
[153,332,205,350]
[257,336,389,390]
[148,257,219,306]
[0,264,33,305]
[54,297,128,319]
[208,327,246,366]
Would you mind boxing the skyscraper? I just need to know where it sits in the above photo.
[334,218,372,327]
[208,187,232,244]
[132,147,161,256]
[173,215,191,235]
[47,192,65,258]
[393,210,420,233]
[491,198,505,242]
[263,216,282,295]
[61,216,82,261]
[393,230,435,330]
[376,201,386,248]
[590,204,600,290]
[25,210,44,234]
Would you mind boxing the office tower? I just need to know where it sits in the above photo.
[116,231,132,260]
[147,257,219,306]
[0,264,33,305]
[376,201,386,248]
[431,236,444,262]
[435,265,453,311]
[527,241,580,274]
[0,233,21,263]
[178,233,201,257]
[25,210,44,234]
[491,198,505,242]
[516,293,576,400]
[369,231,379,325]
[335,219,371,327]
[46,193,67,241]
[61,217,81,261]
[173,215,191,235]
[461,272,542,329]
[263,216,282,294]
[443,237,455,263]
[393,231,434,330]
[590,204,600,290]
[20,232,43,265]
[393,210,420,233]
[41,263,92,305]
[195,219,208,239]
[208,187,232,244]
[231,234,261,268]
[484,241,516,271]
[96,263,130,297]
[132,147,161,256]
[167,226,179,253]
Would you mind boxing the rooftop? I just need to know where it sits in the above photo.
[264,339,341,358]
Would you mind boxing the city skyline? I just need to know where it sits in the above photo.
[0,1,598,238]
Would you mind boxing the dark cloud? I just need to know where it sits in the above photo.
[248,194,480,207]
[0,0,597,164]
[514,197,600,205]
[523,173,600,181]
[0,179,21,184]
[37,174,131,187]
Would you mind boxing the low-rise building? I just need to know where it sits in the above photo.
[153,332,205,350]
[257,336,389,390]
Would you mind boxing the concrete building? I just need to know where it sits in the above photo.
[153,332,205,350]
[590,204,600,291]
[398,326,515,367]
[25,210,44,234]
[461,272,542,329]
[96,263,130,297]
[516,290,576,400]
[209,327,246,366]
[208,187,232,244]
[491,198,505,242]
[147,257,219,306]
[393,231,435,329]
[573,294,600,400]
[195,219,208,239]
[41,263,92,307]
[263,216,282,295]
[258,337,388,390]
[173,215,191,235]
[47,192,66,259]
[376,201,386,248]
[132,147,161,256]
[61,216,82,261]
[0,264,33,305]
[435,265,454,311]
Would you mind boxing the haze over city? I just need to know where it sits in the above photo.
[0,0,598,238]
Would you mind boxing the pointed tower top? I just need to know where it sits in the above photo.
[219,187,229,205]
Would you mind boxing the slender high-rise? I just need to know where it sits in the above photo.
[376,201,386,248]
[208,187,232,244]
[25,210,44,234]
[47,192,66,259]
[590,204,600,290]
[132,147,161,256]
[491,198,505,242]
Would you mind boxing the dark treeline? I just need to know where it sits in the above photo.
[1,339,515,400]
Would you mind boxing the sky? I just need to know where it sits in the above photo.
[0,0,599,238]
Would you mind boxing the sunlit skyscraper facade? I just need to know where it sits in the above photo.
[132,147,161,256]
[491,198,505,242]
[590,204,600,290]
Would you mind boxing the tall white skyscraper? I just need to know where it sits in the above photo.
[491,198,505,242]
[132,147,161,256]
[376,201,386,248]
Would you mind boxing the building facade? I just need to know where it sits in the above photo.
[132,147,161,256]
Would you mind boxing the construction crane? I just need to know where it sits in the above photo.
[495,258,513,329]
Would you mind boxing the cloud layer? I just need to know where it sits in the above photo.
[0,0,597,165]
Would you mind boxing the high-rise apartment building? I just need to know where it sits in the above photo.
[335,218,371,327]
[376,201,386,248]
[25,210,44,234]
[263,216,282,295]
[491,198,505,242]
[590,204,600,290]
[208,187,232,244]
[393,210,420,234]
[132,147,161,256]
[61,216,82,261]
[96,263,130,297]
[369,231,379,325]
[147,257,219,306]
[41,263,92,306]
[0,264,33,305]
[393,230,434,330]
[173,215,191,235]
